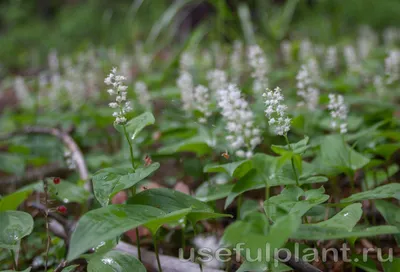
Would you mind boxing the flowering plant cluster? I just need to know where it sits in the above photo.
[105,68,132,124]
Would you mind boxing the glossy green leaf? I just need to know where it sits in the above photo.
[195,182,234,202]
[292,225,399,240]
[314,203,362,231]
[271,136,309,155]
[61,265,79,272]
[222,215,301,262]
[341,183,400,203]
[0,211,34,250]
[383,257,400,272]
[264,186,329,221]
[1,268,32,272]
[49,179,91,204]
[67,204,190,261]
[364,165,398,190]
[225,160,327,209]
[204,159,253,179]
[157,136,212,156]
[0,187,33,211]
[92,163,160,206]
[129,188,231,224]
[370,143,400,160]
[375,200,400,245]
[87,250,146,272]
[314,134,370,175]
[351,253,378,272]
[115,112,155,140]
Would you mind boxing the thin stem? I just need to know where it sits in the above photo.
[181,220,186,257]
[192,222,203,272]
[349,173,356,194]
[284,135,300,186]
[122,125,136,170]
[153,231,163,272]
[122,125,142,261]
[43,179,50,272]
[236,194,243,219]
[265,186,270,232]
[9,250,17,270]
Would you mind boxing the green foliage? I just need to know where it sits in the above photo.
[67,204,190,261]
[87,250,146,272]
[0,211,33,250]
[92,163,160,206]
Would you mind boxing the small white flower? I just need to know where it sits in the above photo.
[217,84,262,157]
[373,76,385,96]
[299,39,313,61]
[230,40,243,83]
[247,45,269,94]
[193,85,212,123]
[296,64,320,111]
[177,71,194,112]
[385,49,400,84]
[180,51,195,71]
[344,45,360,73]
[263,87,291,136]
[48,49,59,73]
[325,46,337,72]
[207,69,228,93]
[14,76,34,109]
[383,27,400,46]
[134,81,151,108]
[104,67,132,124]
[328,93,348,134]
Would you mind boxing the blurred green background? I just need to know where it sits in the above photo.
[1,0,400,72]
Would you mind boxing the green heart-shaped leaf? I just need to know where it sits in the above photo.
[87,250,146,272]
[0,211,33,250]
[114,112,155,140]
[92,163,160,206]
[375,200,400,246]
[264,186,329,221]
[341,183,400,203]
[204,160,253,179]
[314,203,362,231]
[128,188,231,224]
[67,204,190,261]
[292,225,399,240]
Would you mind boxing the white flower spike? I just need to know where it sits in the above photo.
[328,94,348,134]
[104,67,132,125]
[263,87,291,136]
[217,84,262,158]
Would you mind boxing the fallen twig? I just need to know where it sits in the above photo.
[0,127,91,191]
[115,241,224,272]
[277,250,323,272]
[0,163,70,189]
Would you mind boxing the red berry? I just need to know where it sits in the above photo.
[53,177,61,184]
[57,205,67,214]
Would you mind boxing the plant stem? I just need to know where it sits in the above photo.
[192,222,203,272]
[181,220,186,257]
[123,125,136,170]
[9,250,17,270]
[43,179,50,272]
[284,135,300,186]
[265,185,270,232]
[122,125,142,261]
[236,194,243,219]
[153,231,163,272]
[349,173,356,194]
